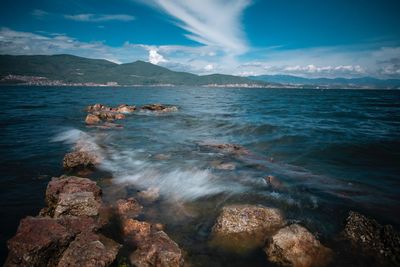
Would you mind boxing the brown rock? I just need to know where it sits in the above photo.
[214,162,236,170]
[211,205,284,253]
[129,231,184,267]
[115,198,143,219]
[45,176,101,216]
[265,224,332,267]
[114,113,126,120]
[205,143,251,156]
[343,211,400,266]
[116,104,136,113]
[141,104,178,112]
[85,114,101,125]
[122,219,152,243]
[5,217,73,267]
[265,175,284,190]
[63,151,99,170]
[53,191,101,218]
[57,232,120,267]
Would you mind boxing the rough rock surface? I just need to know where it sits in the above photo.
[53,191,101,218]
[5,217,73,267]
[85,114,101,125]
[116,104,136,113]
[205,143,251,156]
[211,205,284,253]
[122,219,152,243]
[57,232,120,267]
[141,104,178,112]
[343,211,400,266]
[45,176,101,216]
[129,231,184,267]
[63,151,99,170]
[265,224,332,267]
[115,197,143,219]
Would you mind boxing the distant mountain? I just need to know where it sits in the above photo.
[0,54,266,87]
[248,74,400,89]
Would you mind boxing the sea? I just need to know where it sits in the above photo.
[1,86,399,266]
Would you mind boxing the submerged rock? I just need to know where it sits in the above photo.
[204,143,251,156]
[137,187,160,203]
[5,216,73,267]
[141,104,178,112]
[211,204,284,253]
[265,224,332,267]
[63,151,99,170]
[57,232,120,267]
[343,211,400,266]
[264,175,284,190]
[85,114,101,125]
[129,231,184,267]
[212,162,236,170]
[115,197,143,219]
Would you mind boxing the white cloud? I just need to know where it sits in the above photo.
[64,13,135,22]
[148,49,167,64]
[204,64,214,71]
[142,0,251,54]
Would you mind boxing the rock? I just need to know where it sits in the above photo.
[57,232,120,267]
[343,211,400,266]
[114,113,126,120]
[265,175,284,190]
[129,231,184,267]
[45,176,102,217]
[115,198,143,219]
[116,104,136,113]
[121,219,152,243]
[63,151,99,170]
[141,104,178,112]
[153,153,171,160]
[57,215,99,235]
[85,114,101,125]
[5,217,73,267]
[265,224,332,267]
[53,191,101,218]
[137,187,160,203]
[211,205,284,253]
[204,143,251,156]
[87,104,107,112]
[214,162,236,170]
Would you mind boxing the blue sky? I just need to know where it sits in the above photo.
[0,0,399,78]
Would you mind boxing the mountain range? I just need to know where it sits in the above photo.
[0,54,265,87]
[0,54,399,89]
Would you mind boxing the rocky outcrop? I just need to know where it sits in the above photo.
[116,104,136,113]
[265,224,332,267]
[85,114,101,125]
[211,205,284,253]
[140,104,178,112]
[85,103,135,126]
[63,151,99,170]
[57,232,120,267]
[343,211,400,266]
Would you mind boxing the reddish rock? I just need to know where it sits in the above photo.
[122,219,152,243]
[45,176,101,216]
[5,217,73,267]
[205,143,251,156]
[53,191,101,218]
[211,205,284,253]
[63,151,99,170]
[116,104,136,113]
[86,104,106,112]
[115,198,143,219]
[114,113,126,120]
[57,232,120,267]
[57,215,99,235]
[85,114,101,125]
[141,104,178,112]
[129,231,184,267]
[265,175,284,190]
[265,224,332,267]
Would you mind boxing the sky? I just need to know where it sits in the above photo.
[0,0,399,78]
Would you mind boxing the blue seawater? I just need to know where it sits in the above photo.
[0,87,399,265]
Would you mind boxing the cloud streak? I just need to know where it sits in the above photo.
[64,13,135,22]
[143,0,251,54]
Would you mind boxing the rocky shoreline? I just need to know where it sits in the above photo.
[4,103,400,267]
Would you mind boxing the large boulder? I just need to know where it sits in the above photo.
[5,217,73,267]
[57,232,120,267]
[265,224,332,267]
[44,176,102,217]
[121,219,152,244]
[343,211,400,266]
[53,192,101,218]
[129,231,184,267]
[63,151,99,170]
[211,205,284,253]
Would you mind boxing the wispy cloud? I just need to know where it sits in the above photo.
[142,0,251,54]
[64,13,135,22]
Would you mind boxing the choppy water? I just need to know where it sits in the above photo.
[1,86,399,265]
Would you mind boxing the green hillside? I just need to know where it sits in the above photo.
[0,54,265,86]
